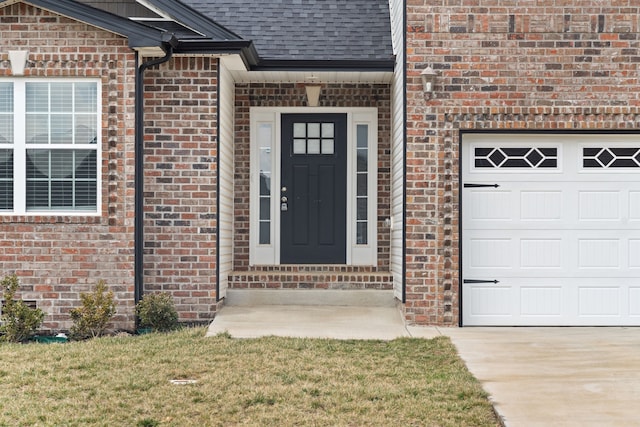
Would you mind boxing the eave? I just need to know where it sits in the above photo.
[22,0,164,48]
[171,39,259,69]
[141,0,243,41]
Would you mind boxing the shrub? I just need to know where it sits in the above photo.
[0,274,45,343]
[69,280,116,340]
[136,293,179,332]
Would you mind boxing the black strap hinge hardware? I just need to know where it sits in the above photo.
[463,279,500,284]
[463,183,500,188]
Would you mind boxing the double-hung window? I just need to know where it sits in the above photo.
[0,80,100,214]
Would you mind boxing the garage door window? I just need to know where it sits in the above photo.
[583,147,640,168]
[475,147,558,169]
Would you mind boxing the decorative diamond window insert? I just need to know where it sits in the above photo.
[583,147,640,168]
[475,147,558,168]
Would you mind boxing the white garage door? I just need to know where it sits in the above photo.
[462,134,640,326]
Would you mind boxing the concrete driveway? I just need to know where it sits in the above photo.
[439,327,640,427]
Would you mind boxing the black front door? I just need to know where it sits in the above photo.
[280,114,347,264]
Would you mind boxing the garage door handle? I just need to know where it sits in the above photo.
[463,183,500,188]
[463,279,500,284]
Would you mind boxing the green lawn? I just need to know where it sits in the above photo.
[0,328,501,426]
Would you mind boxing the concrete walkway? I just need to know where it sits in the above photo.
[205,305,440,340]
[206,306,640,427]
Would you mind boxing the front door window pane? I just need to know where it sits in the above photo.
[322,123,334,138]
[307,123,320,138]
[293,122,306,138]
[291,122,336,155]
[322,139,334,155]
[293,139,306,154]
[307,139,320,154]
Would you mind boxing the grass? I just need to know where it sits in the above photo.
[0,328,501,426]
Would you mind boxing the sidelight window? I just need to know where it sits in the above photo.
[258,123,273,244]
[356,124,368,244]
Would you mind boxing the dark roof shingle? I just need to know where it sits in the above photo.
[180,0,393,62]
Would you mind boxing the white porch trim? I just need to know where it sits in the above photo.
[249,107,378,266]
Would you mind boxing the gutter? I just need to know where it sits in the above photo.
[252,59,395,72]
[172,39,259,69]
[134,36,176,311]
[170,39,394,73]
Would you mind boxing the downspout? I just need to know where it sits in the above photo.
[134,42,174,312]
[401,0,407,304]
[215,58,221,302]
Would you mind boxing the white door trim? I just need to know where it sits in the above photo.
[249,107,378,266]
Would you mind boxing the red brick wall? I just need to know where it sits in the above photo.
[0,3,136,331]
[405,1,640,325]
[233,83,392,271]
[142,57,219,324]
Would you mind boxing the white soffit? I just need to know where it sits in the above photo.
[229,69,393,84]
[139,53,392,84]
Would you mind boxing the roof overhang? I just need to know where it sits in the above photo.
[140,0,243,41]
[166,39,259,69]
[19,0,165,49]
[7,0,394,79]
[140,0,394,75]
[225,68,394,85]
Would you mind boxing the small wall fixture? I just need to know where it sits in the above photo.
[305,84,321,107]
[421,66,437,98]
[8,50,29,76]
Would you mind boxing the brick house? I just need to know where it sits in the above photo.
[1,0,638,331]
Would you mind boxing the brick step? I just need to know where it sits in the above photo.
[228,269,393,291]
[226,268,395,307]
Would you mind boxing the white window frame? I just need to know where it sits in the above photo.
[249,107,378,266]
[0,78,102,216]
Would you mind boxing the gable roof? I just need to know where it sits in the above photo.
[6,0,258,63]
[178,0,394,70]
[5,0,164,48]
[73,0,161,19]
[6,0,393,72]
